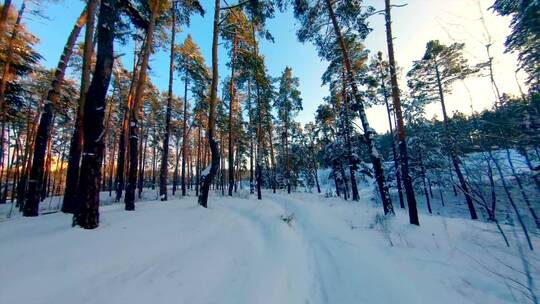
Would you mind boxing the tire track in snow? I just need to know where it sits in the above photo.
[218,198,322,304]
[266,193,351,304]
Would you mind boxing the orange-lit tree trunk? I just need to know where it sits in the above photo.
[63,0,98,213]
[74,0,118,229]
[125,2,158,210]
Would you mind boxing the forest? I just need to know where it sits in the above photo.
[0,0,539,303]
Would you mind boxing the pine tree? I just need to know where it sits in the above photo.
[220,8,251,196]
[383,0,419,224]
[293,0,394,214]
[176,34,210,196]
[407,40,479,220]
[275,66,302,194]
[124,0,164,211]
[491,0,540,92]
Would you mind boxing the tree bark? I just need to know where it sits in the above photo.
[268,121,276,193]
[159,3,176,201]
[74,0,117,229]
[384,0,418,223]
[108,131,117,196]
[62,0,97,213]
[419,152,432,214]
[137,125,147,198]
[376,54,404,209]
[227,32,238,196]
[125,3,158,211]
[249,21,263,200]
[434,61,477,220]
[181,71,189,196]
[198,0,221,208]
[341,66,359,201]
[24,6,87,216]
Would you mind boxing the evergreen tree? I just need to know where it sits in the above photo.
[292,0,394,214]
[275,66,302,194]
[175,34,210,196]
[407,40,479,220]
[492,0,540,92]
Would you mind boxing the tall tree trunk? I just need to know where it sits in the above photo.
[151,134,156,190]
[384,0,417,223]
[340,164,349,200]
[74,0,117,229]
[16,99,35,208]
[160,3,176,201]
[228,31,238,196]
[376,54,404,208]
[172,133,180,195]
[115,46,143,202]
[285,120,291,194]
[137,126,147,198]
[181,72,189,196]
[419,152,432,214]
[24,6,88,216]
[108,132,117,196]
[41,119,55,201]
[325,0,393,215]
[434,61,477,220]
[196,127,201,196]
[269,121,276,193]
[220,131,225,195]
[100,98,114,192]
[62,0,97,213]
[198,0,221,208]
[334,168,340,197]
[125,3,158,211]
[11,137,20,203]
[250,21,263,200]
[1,126,12,203]
[341,67,359,201]
[0,122,5,197]
[247,81,254,194]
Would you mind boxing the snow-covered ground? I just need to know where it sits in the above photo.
[1,191,538,304]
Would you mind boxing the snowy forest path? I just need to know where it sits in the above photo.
[0,192,506,304]
[265,192,435,304]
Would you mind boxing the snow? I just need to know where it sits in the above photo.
[1,191,538,304]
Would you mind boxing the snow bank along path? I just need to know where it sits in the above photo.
[1,192,536,304]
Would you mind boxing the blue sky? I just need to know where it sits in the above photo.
[15,0,524,133]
